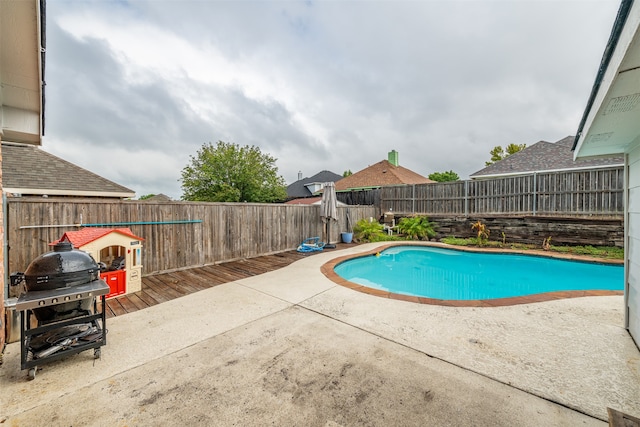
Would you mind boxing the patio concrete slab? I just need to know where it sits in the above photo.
[0,282,290,418]
[301,287,639,421]
[3,307,604,427]
[1,243,638,425]
[236,255,338,304]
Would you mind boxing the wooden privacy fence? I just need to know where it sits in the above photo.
[6,199,376,276]
[337,188,381,206]
[380,167,624,217]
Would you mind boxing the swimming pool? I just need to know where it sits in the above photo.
[333,246,624,301]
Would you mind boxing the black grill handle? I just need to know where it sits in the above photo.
[9,272,24,287]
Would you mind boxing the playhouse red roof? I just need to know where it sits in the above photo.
[51,227,144,248]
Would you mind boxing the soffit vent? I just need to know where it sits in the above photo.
[586,132,613,146]
[604,93,640,114]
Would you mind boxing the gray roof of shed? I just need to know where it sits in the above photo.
[2,142,135,198]
[286,170,342,199]
[470,136,624,178]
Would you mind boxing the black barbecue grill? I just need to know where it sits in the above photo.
[14,242,108,380]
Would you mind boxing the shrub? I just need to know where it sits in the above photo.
[353,219,387,242]
[471,220,490,246]
[396,215,437,240]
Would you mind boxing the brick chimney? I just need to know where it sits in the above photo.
[388,150,399,167]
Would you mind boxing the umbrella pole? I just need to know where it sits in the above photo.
[325,220,336,249]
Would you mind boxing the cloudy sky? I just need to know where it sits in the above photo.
[43,0,620,200]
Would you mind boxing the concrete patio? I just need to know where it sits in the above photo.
[1,243,638,426]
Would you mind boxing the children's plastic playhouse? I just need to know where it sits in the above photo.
[51,228,144,298]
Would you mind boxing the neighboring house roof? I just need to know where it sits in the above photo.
[286,170,343,199]
[142,193,172,202]
[285,196,347,206]
[52,227,144,248]
[334,156,433,192]
[285,196,322,205]
[2,142,135,198]
[470,136,624,179]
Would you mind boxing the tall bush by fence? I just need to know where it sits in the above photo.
[376,167,624,217]
[6,199,376,276]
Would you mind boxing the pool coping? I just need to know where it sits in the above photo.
[320,241,624,307]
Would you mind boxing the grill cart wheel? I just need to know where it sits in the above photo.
[28,367,37,380]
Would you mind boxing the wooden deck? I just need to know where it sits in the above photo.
[104,244,353,318]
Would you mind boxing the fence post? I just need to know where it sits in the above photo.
[412,184,416,214]
[532,172,537,216]
[464,180,469,218]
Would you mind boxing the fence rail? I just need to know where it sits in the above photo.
[376,167,624,217]
[6,199,376,276]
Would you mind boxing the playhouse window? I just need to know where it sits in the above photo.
[134,248,142,266]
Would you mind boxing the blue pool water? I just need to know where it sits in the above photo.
[334,246,624,300]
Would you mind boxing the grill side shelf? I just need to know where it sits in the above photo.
[16,280,109,311]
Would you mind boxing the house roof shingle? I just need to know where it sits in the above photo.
[470,136,624,178]
[334,159,433,192]
[286,170,343,199]
[2,142,135,198]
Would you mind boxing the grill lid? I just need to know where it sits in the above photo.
[24,241,100,292]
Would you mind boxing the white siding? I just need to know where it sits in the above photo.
[628,145,640,346]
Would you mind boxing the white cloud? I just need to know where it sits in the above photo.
[43,0,621,199]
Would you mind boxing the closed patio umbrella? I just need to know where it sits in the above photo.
[320,182,338,249]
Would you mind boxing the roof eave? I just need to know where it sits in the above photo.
[336,185,381,192]
[470,163,624,180]
[573,0,640,158]
[4,187,135,198]
[0,0,45,145]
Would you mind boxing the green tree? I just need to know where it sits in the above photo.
[428,170,460,182]
[485,143,526,166]
[138,194,155,200]
[343,170,353,177]
[180,141,287,202]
